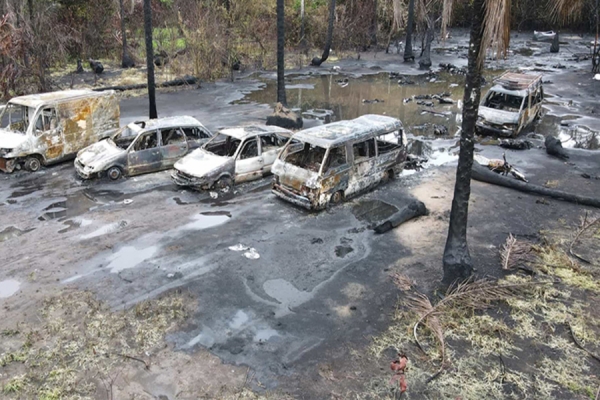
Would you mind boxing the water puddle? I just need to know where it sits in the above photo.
[241,72,500,137]
[0,279,21,298]
[38,188,131,222]
[59,218,93,234]
[263,279,314,317]
[0,226,34,242]
[177,212,231,231]
[105,245,159,273]
[80,220,128,239]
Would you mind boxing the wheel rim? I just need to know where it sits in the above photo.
[216,177,232,191]
[29,159,40,171]
[108,168,120,180]
[331,191,343,204]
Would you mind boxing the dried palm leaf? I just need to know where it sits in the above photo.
[406,292,445,364]
[550,0,585,24]
[569,213,600,265]
[392,273,415,291]
[480,0,511,63]
[440,0,454,41]
[501,233,537,270]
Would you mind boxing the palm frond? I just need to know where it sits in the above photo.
[441,0,454,41]
[501,233,537,270]
[550,0,585,24]
[480,0,511,64]
[407,292,445,362]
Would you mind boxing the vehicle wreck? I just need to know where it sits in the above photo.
[0,90,119,173]
[171,125,292,191]
[75,116,212,180]
[272,114,407,210]
[476,72,543,138]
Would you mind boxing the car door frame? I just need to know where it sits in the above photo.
[234,136,264,183]
[127,129,163,176]
[347,138,378,197]
[159,126,189,169]
[33,106,63,162]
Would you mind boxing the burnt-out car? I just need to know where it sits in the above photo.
[272,114,407,210]
[171,125,292,191]
[476,72,543,138]
[75,116,212,180]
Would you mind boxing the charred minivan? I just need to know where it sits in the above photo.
[0,90,119,173]
[272,114,407,210]
[477,72,543,137]
[75,116,212,180]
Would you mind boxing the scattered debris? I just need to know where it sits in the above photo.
[229,244,249,252]
[89,58,104,74]
[475,154,528,182]
[499,138,533,150]
[362,98,384,104]
[389,354,408,393]
[533,30,556,42]
[374,200,427,234]
[93,75,199,92]
[568,213,600,265]
[545,136,569,160]
[433,125,449,136]
[439,62,467,75]
[123,199,133,205]
[472,162,600,209]
[243,248,260,259]
[500,233,537,270]
[266,103,303,129]
[416,100,434,107]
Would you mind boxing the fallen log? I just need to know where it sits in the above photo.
[374,200,428,234]
[93,76,199,92]
[472,162,600,209]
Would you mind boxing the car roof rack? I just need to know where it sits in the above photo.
[495,72,542,91]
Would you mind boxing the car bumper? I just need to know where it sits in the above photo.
[171,170,209,190]
[476,122,516,138]
[74,160,93,179]
[272,183,320,210]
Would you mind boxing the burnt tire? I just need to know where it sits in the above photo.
[24,156,41,172]
[382,169,395,183]
[330,190,344,205]
[107,166,123,181]
[213,176,233,192]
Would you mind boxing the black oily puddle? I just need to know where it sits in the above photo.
[38,188,128,222]
[239,71,502,137]
[352,199,399,226]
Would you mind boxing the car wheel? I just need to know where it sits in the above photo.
[107,166,123,181]
[382,169,395,183]
[213,176,233,192]
[24,156,41,172]
[330,190,344,205]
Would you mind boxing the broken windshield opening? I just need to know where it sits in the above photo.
[484,92,524,112]
[0,103,33,134]
[204,133,241,157]
[283,142,327,173]
[110,125,139,150]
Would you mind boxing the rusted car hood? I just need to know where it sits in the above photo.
[0,129,28,149]
[175,149,233,178]
[272,159,320,190]
[478,107,520,125]
[77,140,124,168]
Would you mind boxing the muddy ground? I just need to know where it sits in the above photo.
[1,30,600,399]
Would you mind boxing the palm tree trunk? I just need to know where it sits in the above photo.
[143,0,158,119]
[276,0,287,106]
[312,0,336,66]
[419,14,434,69]
[442,0,486,284]
[369,0,378,47]
[403,0,415,62]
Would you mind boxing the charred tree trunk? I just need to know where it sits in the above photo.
[300,0,306,51]
[143,0,158,119]
[442,0,486,285]
[276,0,287,106]
[311,0,336,66]
[403,0,415,62]
[369,0,378,47]
[120,0,134,68]
[419,15,434,69]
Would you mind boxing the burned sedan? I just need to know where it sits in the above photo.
[75,116,212,180]
[476,72,543,138]
[272,114,407,210]
[171,125,292,191]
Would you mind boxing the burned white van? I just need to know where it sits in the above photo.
[272,114,407,210]
[476,72,543,138]
[0,90,119,173]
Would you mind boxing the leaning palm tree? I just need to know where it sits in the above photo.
[442,0,511,283]
[276,0,286,105]
[311,0,336,66]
